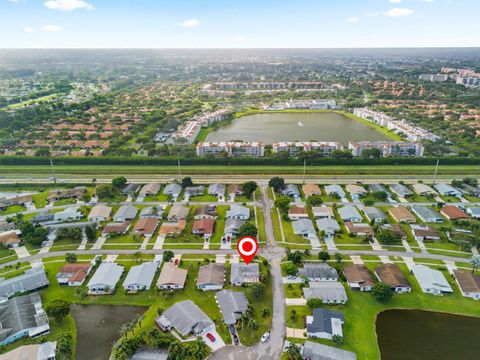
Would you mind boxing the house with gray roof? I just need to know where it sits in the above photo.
[139,206,163,219]
[434,183,463,197]
[87,262,124,295]
[362,207,386,223]
[299,263,338,282]
[411,264,453,296]
[184,186,205,197]
[0,266,49,299]
[338,206,362,223]
[458,183,480,197]
[306,308,344,340]
[230,263,260,286]
[466,207,480,219]
[281,184,301,198]
[216,290,249,324]
[292,219,317,238]
[160,300,214,336]
[167,204,190,221]
[411,205,444,223]
[303,282,348,304]
[316,218,340,236]
[113,205,138,222]
[208,184,225,198]
[0,293,50,346]
[224,218,245,238]
[302,340,357,360]
[226,205,250,220]
[123,261,158,292]
[32,212,55,224]
[53,207,83,223]
[138,183,161,197]
[196,263,225,291]
[390,183,413,198]
[121,183,140,196]
[163,183,182,199]
[324,185,346,199]
[130,348,168,360]
[369,183,390,195]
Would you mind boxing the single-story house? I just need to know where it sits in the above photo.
[121,183,140,196]
[306,308,344,340]
[344,222,374,237]
[163,183,182,198]
[452,270,480,300]
[316,218,340,236]
[139,206,163,219]
[411,205,444,223]
[292,218,317,238]
[88,205,112,223]
[303,282,348,304]
[412,183,437,196]
[299,263,338,282]
[302,183,321,197]
[216,290,249,325]
[390,183,413,198]
[227,184,244,197]
[102,221,131,235]
[159,300,214,336]
[167,204,189,221]
[157,262,188,290]
[343,264,375,292]
[466,207,480,219]
[194,205,218,220]
[345,184,367,200]
[208,183,225,198]
[133,218,159,237]
[192,219,215,239]
[458,183,480,197]
[0,293,50,346]
[362,207,387,223]
[0,266,49,298]
[380,223,407,240]
[324,184,346,199]
[0,230,21,248]
[230,263,260,286]
[32,213,54,224]
[159,220,186,236]
[123,261,158,292]
[47,187,86,202]
[411,264,453,296]
[223,218,244,238]
[388,206,416,223]
[113,205,138,222]
[53,207,83,223]
[138,183,161,197]
[281,184,301,198]
[130,348,168,360]
[87,262,124,295]
[302,341,357,360]
[196,263,225,291]
[288,205,309,220]
[184,186,205,197]
[0,220,15,232]
[440,205,469,220]
[312,206,334,219]
[338,206,362,223]
[226,205,250,220]
[369,183,390,195]
[374,264,411,293]
[434,183,462,198]
[56,263,92,286]
[0,341,56,360]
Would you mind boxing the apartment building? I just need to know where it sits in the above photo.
[172,121,201,144]
[348,141,424,157]
[196,142,264,157]
[272,141,343,156]
[353,108,392,127]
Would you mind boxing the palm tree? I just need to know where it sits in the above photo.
[286,342,302,360]
[261,307,271,318]
[246,304,255,317]
[334,252,343,263]
[248,319,259,331]
[192,337,209,360]
[239,313,249,330]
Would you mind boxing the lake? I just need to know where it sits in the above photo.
[205,112,392,145]
[71,304,148,360]
[376,310,480,360]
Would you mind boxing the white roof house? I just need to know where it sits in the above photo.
[123,261,158,291]
[411,264,453,296]
[338,206,362,222]
[226,205,250,220]
[466,207,480,219]
[412,183,437,196]
[324,185,346,198]
[53,207,83,223]
[163,183,182,197]
[87,262,124,294]
[302,341,357,360]
[312,206,334,219]
[434,183,463,197]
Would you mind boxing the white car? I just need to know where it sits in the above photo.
[260,332,270,343]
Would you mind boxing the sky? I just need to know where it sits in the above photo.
[1,0,479,48]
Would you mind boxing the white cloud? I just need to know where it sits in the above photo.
[23,26,36,33]
[41,24,63,32]
[232,35,247,43]
[346,17,358,23]
[389,0,402,3]
[365,12,379,17]
[383,8,415,17]
[179,19,201,28]
[44,0,94,11]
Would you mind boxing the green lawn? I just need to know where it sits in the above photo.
[0,204,25,216]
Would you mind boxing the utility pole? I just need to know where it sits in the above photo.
[177,159,181,178]
[50,157,57,185]
[432,159,439,186]
[302,159,306,185]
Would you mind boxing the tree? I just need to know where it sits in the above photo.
[163,250,174,263]
[85,224,96,242]
[334,252,343,263]
[168,342,188,360]
[112,176,127,188]
[96,184,115,199]
[286,342,302,360]
[332,334,344,344]
[55,332,73,360]
[306,298,323,308]
[470,255,480,273]
[238,222,258,238]
[306,195,323,206]
[34,148,51,157]
[46,299,71,322]
[377,229,401,245]
[274,196,291,213]
[188,338,210,360]
[250,282,266,299]
[463,177,478,187]
[372,282,393,303]
[268,177,285,192]
[318,251,330,263]
[181,177,194,188]
[261,307,271,318]
[360,148,382,159]
[242,181,258,198]
[248,319,259,331]
[65,252,77,263]
[283,263,298,276]
[286,250,304,266]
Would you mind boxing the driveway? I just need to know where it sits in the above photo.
[202,329,225,352]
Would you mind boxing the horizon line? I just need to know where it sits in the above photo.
[1,46,480,50]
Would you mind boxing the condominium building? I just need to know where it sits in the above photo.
[267,99,336,111]
[172,121,201,144]
[348,141,424,157]
[272,141,343,156]
[418,74,449,82]
[353,108,392,127]
[456,77,480,88]
[387,120,439,142]
[194,109,232,126]
[196,142,264,157]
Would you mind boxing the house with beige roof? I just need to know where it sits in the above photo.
[388,206,416,223]
[157,263,188,290]
[196,263,225,291]
[88,205,112,223]
[288,205,309,220]
[412,183,437,196]
[302,183,321,197]
[167,204,190,221]
[159,220,186,236]
[0,231,21,248]
[452,270,480,300]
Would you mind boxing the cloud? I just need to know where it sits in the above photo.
[179,19,201,28]
[389,0,402,3]
[365,12,379,17]
[383,8,414,17]
[44,0,94,11]
[23,26,36,33]
[232,35,247,43]
[346,17,358,23]
[41,24,63,32]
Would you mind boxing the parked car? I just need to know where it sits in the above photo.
[260,332,270,343]
[206,333,216,342]
[233,334,239,345]
[229,324,236,335]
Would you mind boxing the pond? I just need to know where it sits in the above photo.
[376,309,480,360]
[204,112,392,145]
[71,304,148,360]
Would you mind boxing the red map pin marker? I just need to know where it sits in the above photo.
[237,236,258,265]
